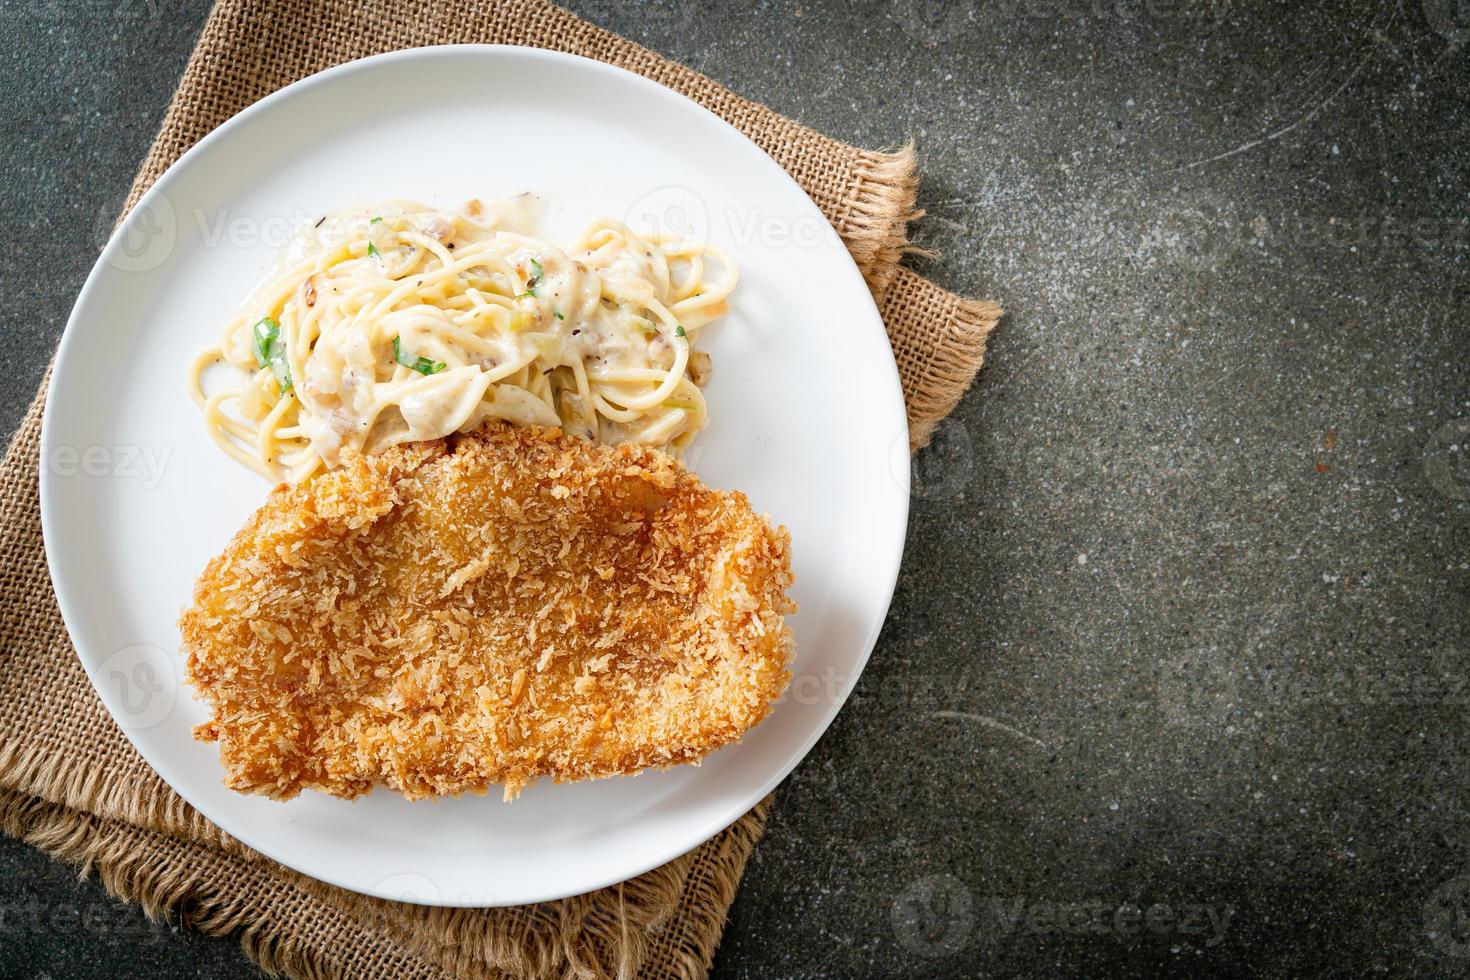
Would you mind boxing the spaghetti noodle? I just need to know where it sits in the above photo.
[189,197,735,483]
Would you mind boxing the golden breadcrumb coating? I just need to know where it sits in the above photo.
[178,423,795,801]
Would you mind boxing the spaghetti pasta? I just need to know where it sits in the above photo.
[189,197,736,483]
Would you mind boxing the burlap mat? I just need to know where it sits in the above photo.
[0,1,1001,977]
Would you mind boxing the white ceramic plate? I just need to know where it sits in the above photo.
[41,46,908,907]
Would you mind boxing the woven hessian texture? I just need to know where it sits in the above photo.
[0,1,1000,977]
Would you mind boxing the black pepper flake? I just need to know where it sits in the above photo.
[314,216,326,228]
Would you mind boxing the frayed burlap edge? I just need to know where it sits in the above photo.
[0,357,791,980]
[878,266,1003,451]
[637,799,772,980]
[2,782,773,980]
[1,788,449,980]
[841,141,925,298]
[0,0,1003,976]
[0,736,228,848]
[907,295,1004,450]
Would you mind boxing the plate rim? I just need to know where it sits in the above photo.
[40,43,911,906]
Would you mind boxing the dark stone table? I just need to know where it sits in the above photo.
[2,1,1467,976]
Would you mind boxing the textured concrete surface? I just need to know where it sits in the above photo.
[3,0,1469,977]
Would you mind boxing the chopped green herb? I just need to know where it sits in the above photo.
[674,324,687,338]
[367,242,380,259]
[250,317,279,368]
[250,317,292,393]
[513,256,546,299]
[392,335,447,376]
[553,311,565,320]
[370,216,384,225]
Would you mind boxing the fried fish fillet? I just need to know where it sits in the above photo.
[179,423,795,801]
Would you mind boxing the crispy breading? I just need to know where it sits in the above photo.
[179,423,796,801]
